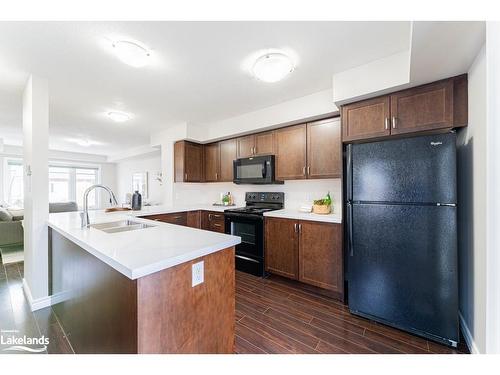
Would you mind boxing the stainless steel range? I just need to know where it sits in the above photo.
[224,192,284,276]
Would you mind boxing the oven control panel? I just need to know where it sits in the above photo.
[245,192,284,204]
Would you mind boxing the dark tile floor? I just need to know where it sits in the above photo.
[0,257,73,354]
[0,255,469,354]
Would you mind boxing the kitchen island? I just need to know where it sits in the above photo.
[48,208,241,354]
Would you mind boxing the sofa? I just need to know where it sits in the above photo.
[0,202,78,247]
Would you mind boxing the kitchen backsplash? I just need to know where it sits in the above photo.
[173,178,342,215]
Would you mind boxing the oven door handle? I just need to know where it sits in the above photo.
[235,254,259,263]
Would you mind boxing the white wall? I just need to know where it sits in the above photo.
[173,179,342,214]
[115,152,162,205]
[457,45,486,354]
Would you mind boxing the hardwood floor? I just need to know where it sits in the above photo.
[0,257,74,354]
[235,271,470,354]
[0,254,469,355]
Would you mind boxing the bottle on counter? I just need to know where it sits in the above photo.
[131,190,142,211]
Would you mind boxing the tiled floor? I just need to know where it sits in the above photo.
[234,271,470,354]
[0,256,469,354]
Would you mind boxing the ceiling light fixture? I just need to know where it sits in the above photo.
[252,52,294,83]
[107,111,131,123]
[112,40,151,68]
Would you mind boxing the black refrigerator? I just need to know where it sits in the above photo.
[345,132,459,347]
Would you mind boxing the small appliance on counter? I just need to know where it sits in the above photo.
[224,192,284,276]
[131,190,142,211]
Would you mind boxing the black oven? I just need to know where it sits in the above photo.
[225,213,265,276]
[233,155,282,185]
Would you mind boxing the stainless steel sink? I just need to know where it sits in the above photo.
[89,220,156,233]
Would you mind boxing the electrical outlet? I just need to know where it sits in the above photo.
[192,261,204,287]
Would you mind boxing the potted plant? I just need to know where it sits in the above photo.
[312,192,332,214]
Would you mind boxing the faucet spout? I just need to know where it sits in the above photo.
[81,184,118,228]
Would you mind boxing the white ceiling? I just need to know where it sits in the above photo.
[0,21,411,156]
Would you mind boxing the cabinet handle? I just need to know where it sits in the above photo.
[385,117,389,130]
[208,213,212,221]
[184,173,188,180]
[212,214,221,218]
[298,223,302,233]
[172,216,182,220]
[253,146,256,155]
[294,223,298,233]
[215,172,218,180]
[213,223,222,228]
[392,116,397,129]
[307,166,310,175]
[303,166,306,176]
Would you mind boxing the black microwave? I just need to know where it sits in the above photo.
[233,155,283,185]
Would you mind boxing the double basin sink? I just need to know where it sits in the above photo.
[89,219,156,234]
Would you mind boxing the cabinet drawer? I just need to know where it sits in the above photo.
[202,211,225,233]
[141,212,188,226]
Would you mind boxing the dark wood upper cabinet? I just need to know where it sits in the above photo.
[254,131,275,156]
[236,135,255,158]
[298,222,343,294]
[275,124,307,180]
[219,139,237,182]
[341,75,468,142]
[341,96,391,142]
[390,80,453,135]
[203,143,220,182]
[265,217,299,280]
[307,118,341,179]
[174,141,203,182]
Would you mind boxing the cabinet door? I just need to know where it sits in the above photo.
[275,124,307,180]
[254,131,275,156]
[204,143,220,182]
[236,135,255,158]
[219,139,237,182]
[298,221,343,293]
[342,96,390,142]
[390,80,454,135]
[265,218,299,279]
[184,142,203,182]
[187,211,201,229]
[307,118,341,179]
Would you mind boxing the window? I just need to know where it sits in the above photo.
[4,159,24,208]
[49,165,99,209]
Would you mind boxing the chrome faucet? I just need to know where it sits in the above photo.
[80,184,118,228]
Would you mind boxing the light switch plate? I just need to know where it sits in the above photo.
[192,261,204,287]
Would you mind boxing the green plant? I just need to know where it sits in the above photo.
[313,192,332,206]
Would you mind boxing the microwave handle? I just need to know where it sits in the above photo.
[262,162,267,178]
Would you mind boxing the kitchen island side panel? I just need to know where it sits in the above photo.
[137,247,235,354]
[50,228,138,354]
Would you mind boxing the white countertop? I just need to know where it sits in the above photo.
[48,205,242,280]
[263,209,342,223]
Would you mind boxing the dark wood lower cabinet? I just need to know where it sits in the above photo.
[187,210,201,228]
[264,217,298,279]
[140,212,188,226]
[298,221,343,295]
[201,211,225,233]
[264,217,343,300]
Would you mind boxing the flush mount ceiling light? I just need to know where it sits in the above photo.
[112,40,151,68]
[252,52,295,83]
[107,111,131,123]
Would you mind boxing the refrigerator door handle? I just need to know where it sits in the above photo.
[347,203,354,257]
[346,144,353,202]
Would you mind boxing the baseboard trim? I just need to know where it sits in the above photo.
[22,278,52,312]
[459,312,480,354]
